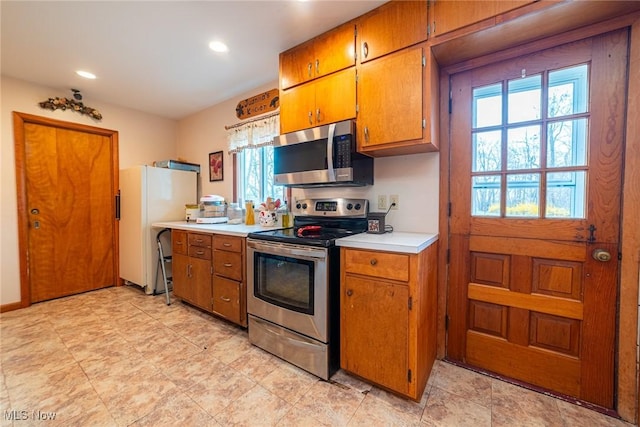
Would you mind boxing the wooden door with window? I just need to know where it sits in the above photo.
[447,30,627,408]
[14,113,119,304]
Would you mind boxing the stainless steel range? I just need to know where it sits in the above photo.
[246,198,368,380]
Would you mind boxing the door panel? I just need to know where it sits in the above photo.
[447,30,626,408]
[16,114,118,304]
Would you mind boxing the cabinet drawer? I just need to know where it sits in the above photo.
[189,233,212,248]
[172,230,188,255]
[213,235,243,253]
[213,250,243,281]
[188,246,212,260]
[343,249,409,282]
[212,276,242,325]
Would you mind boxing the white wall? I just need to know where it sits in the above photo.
[294,152,440,233]
[176,79,440,234]
[1,76,178,305]
[176,80,279,200]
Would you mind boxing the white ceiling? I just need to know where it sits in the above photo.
[1,1,386,120]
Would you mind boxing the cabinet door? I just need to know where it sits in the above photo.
[172,230,187,255]
[172,253,192,302]
[358,44,424,150]
[314,23,356,78]
[314,67,356,126]
[341,274,409,395]
[358,0,428,63]
[280,82,316,134]
[432,0,534,37]
[190,256,212,311]
[280,39,315,90]
[212,276,242,325]
[280,23,355,90]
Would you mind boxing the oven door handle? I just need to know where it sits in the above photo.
[248,240,327,260]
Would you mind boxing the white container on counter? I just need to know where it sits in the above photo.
[201,195,226,218]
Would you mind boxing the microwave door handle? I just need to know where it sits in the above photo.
[326,122,336,182]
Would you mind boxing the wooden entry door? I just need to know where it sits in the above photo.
[14,113,119,304]
[447,30,627,408]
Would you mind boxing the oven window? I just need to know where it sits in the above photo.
[254,252,314,315]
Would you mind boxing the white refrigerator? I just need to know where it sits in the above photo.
[119,165,198,294]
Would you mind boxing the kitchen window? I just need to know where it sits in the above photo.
[237,145,283,205]
[228,113,283,204]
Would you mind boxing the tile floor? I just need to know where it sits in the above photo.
[0,286,634,427]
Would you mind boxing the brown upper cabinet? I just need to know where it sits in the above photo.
[430,0,536,37]
[357,42,439,156]
[279,67,356,134]
[430,0,535,37]
[357,0,429,64]
[279,23,356,90]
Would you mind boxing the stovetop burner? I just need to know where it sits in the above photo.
[247,198,369,247]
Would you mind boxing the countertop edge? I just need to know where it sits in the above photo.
[336,232,439,254]
[151,221,279,237]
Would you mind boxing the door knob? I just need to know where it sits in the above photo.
[592,249,612,262]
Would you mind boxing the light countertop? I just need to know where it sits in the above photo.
[152,221,282,237]
[336,231,438,254]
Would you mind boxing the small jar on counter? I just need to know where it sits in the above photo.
[227,203,244,223]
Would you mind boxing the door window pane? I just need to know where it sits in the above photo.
[472,130,501,172]
[548,64,588,118]
[547,119,587,167]
[473,83,502,128]
[507,125,541,170]
[508,75,541,124]
[469,63,589,219]
[472,175,501,216]
[546,171,586,218]
[506,173,540,217]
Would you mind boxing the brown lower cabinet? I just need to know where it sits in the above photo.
[171,230,247,327]
[340,242,438,401]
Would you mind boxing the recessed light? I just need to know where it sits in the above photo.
[76,70,96,79]
[209,41,228,53]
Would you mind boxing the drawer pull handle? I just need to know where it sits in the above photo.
[224,263,233,267]
[195,239,203,243]
[223,243,232,247]
[220,296,231,302]
[177,242,184,245]
[346,289,353,296]
[196,250,204,255]
[363,41,369,59]
[370,258,377,266]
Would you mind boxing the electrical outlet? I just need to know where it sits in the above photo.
[389,194,399,210]
[377,195,387,210]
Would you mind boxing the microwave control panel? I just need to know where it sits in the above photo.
[335,136,352,169]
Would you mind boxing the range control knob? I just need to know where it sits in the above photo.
[346,203,353,210]
[302,203,308,210]
[296,203,302,209]
[354,203,361,211]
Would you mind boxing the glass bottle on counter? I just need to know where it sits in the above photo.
[278,202,290,227]
[245,200,255,225]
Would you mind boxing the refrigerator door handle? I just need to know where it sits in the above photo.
[115,190,121,220]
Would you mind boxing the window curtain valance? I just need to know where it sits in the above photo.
[226,112,279,154]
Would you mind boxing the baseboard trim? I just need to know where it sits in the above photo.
[0,301,25,313]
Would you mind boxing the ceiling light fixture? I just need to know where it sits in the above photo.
[209,41,229,53]
[76,70,96,79]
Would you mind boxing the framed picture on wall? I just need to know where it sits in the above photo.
[209,151,223,182]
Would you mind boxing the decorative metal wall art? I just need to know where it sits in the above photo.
[39,89,102,120]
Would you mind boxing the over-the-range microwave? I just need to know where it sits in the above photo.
[273,120,373,187]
